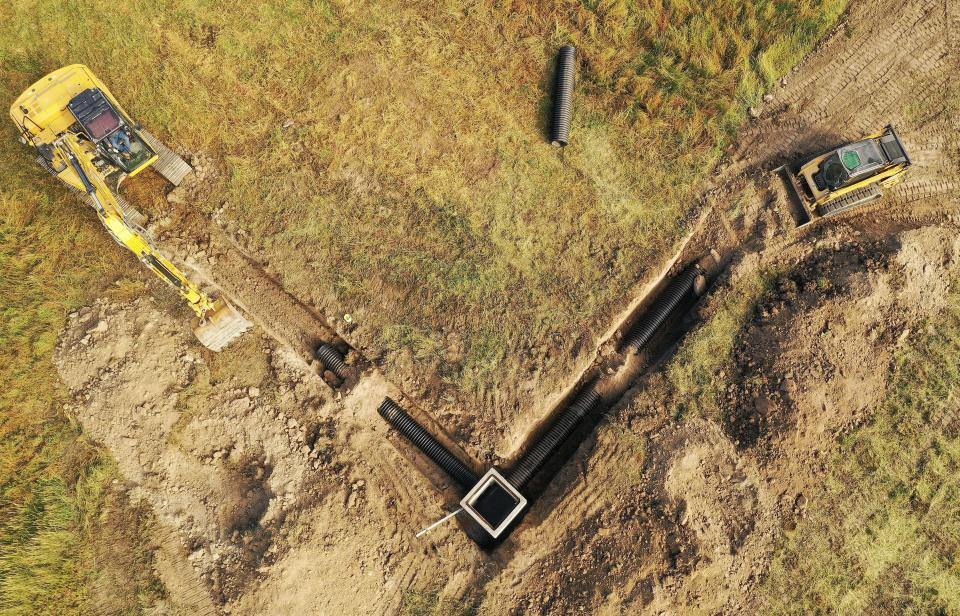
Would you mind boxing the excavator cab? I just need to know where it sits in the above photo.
[67,87,155,174]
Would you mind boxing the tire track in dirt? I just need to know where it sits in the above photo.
[471,0,960,612]
[153,529,221,615]
[725,0,947,177]
[145,205,491,614]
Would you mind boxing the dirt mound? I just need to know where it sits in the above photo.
[55,298,339,602]
[662,225,960,613]
[472,224,960,615]
[726,227,960,455]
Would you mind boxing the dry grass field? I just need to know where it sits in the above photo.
[22,0,960,614]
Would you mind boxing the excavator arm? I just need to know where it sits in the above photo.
[54,132,215,318]
[12,64,250,351]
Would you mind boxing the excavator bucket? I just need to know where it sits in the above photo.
[193,299,252,352]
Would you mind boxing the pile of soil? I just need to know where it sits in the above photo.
[56,300,338,602]
[53,224,960,615]
[50,0,960,610]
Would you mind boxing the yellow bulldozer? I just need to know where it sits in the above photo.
[10,64,250,351]
[777,124,911,225]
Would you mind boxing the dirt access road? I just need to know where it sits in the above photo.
[54,0,959,613]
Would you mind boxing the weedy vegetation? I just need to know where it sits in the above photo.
[760,300,960,614]
[0,68,161,611]
[667,266,778,418]
[6,0,850,397]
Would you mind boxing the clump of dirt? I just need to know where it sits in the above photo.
[649,225,960,613]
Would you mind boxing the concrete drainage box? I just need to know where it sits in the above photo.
[460,468,527,538]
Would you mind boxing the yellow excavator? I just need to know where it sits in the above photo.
[777,125,911,225]
[10,64,250,351]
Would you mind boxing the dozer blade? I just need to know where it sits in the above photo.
[773,165,814,227]
[193,299,252,352]
[140,129,193,186]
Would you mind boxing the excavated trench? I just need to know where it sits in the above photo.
[147,141,960,555]
[76,1,960,604]
[150,171,746,549]
[376,249,736,548]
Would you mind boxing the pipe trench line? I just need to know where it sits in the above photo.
[620,266,700,354]
[378,397,480,492]
[315,343,350,378]
[507,387,603,489]
[376,262,711,544]
[550,45,576,147]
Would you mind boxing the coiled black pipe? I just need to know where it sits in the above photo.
[507,387,602,489]
[621,267,699,353]
[378,397,480,491]
[315,343,349,378]
[550,45,576,147]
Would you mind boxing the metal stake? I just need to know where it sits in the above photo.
[416,508,463,538]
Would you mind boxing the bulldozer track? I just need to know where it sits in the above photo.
[727,0,947,173]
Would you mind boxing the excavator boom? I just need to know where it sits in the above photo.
[54,133,214,316]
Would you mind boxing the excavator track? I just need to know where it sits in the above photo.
[141,129,193,186]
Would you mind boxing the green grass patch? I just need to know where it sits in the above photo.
[2,0,850,399]
[760,299,960,614]
[667,267,778,418]
[400,585,478,616]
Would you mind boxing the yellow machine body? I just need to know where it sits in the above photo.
[10,64,249,351]
[11,64,158,177]
[780,125,912,222]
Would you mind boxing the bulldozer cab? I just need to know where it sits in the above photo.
[775,125,911,226]
[814,139,887,191]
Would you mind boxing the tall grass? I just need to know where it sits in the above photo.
[2,0,850,399]
[760,300,960,614]
[0,49,161,614]
[0,0,848,610]
[400,585,478,616]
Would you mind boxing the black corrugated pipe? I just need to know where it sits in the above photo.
[621,266,699,353]
[550,45,576,147]
[378,397,480,491]
[507,387,602,489]
[315,343,349,378]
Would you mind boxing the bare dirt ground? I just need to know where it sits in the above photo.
[52,0,960,613]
